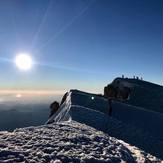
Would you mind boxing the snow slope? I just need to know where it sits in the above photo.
[0,89,163,162]
[47,90,163,159]
[0,121,161,163]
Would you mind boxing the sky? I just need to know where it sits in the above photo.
[0,0,163,97]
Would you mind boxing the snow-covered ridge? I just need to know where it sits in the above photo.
[46,89,163,159]
[0,89,163,162]
[0,121,161,163]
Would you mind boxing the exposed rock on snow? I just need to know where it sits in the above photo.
[114,77,163,114]
[0,121,161,163]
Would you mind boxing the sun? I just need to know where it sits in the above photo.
[16,94,22,98]
[15,54,32,70]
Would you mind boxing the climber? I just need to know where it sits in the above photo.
[49,101,60,118]
[104,84,117,116]
[104,83,131,116]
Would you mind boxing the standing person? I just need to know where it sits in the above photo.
[104,83,131,116]
[104,85,117,116]
[49,101,60,118]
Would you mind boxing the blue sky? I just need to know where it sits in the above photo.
[0,0,163,94]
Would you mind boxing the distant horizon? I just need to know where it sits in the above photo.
[0,76,163,99]
[0,0,163,93]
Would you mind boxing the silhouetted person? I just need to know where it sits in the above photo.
[104,85,117,99]
[49,101,60,118]
[104,85,117,116]
[104,83,131,116]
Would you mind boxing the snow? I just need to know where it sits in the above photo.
[46,90,163,159]
[0,121,161,163]
[0,89,163,162]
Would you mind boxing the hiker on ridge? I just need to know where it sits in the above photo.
[49,101,60,118]
[104,82,131,116]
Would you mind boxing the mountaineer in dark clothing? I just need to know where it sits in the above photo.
[49,101,60,118]
[104,85,118,100]
[104,83,131,116]
[104,85,117,116]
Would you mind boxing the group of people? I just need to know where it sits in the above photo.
[122,75,143,81]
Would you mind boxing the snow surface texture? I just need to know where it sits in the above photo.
[0,121,161,163]
[47,90,163,159]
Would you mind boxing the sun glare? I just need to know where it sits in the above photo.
[15,54,32,70]
[16,94,22,98]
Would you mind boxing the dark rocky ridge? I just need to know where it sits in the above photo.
[113,77,163,114]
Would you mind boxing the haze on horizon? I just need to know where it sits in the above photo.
[0,0,163,95]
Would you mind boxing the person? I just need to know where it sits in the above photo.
[104,84,117,116]
[104,84,131,116]
[49,101,60,118]
[104,84,117,99]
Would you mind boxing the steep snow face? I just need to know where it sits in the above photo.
[0,121,161,163]
[46,92,72,124]
[49,90,163,140]
[47,90,163,159]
